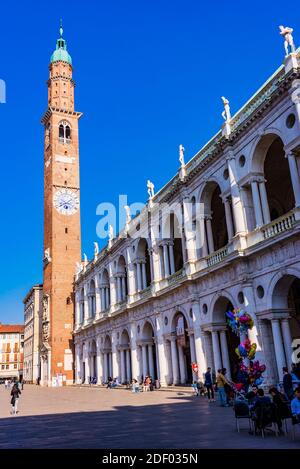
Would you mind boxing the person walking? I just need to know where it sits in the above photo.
[283,367,294,401]
[204,367,215,402]
[10,383,21,415]
[4,379,8,390]
[216,368,229,407]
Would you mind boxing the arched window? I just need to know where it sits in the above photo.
[58,120,71,144]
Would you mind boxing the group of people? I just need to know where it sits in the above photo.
[191,367,229,405]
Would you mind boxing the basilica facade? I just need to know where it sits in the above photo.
[73,33,300,388]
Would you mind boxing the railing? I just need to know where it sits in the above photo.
[167,268,185,286]
[59,137,71,144]
[206,246,228,267]
[139,286,152,299]
[262,211,296,239]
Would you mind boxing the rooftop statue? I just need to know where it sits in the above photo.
[124,205,131,224]
[279,25,296,56]
[93,242,99,256]
[108,224,114,241]
[147,179,155,199]
[179,144,185,167]
[221,96,231,122]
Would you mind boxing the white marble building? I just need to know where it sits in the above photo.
[74,32,300,387]
[23,285,43,383]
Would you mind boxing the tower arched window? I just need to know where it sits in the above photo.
[58,120,71,144]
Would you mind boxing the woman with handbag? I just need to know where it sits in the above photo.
[10,382,21,415]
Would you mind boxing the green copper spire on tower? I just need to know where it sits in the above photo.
[50,21,72,65]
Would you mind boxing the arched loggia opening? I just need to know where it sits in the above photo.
[119,329,132,383]
[141,322,158,381]
[100,269,110,311]
[135,238,151,291]
[268,274,300,380]
[88,280,96,318]
[264,137,295,220]
[90,340,97,381]
[251,134,296,227]
[161,213,184,277]
[103,335,113,382]
[211,297,240,380]
[170,313,192,384]
[200,182,230,256]
[116,255,128,302]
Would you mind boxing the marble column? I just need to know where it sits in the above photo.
[226,153,247,234]
[103,353,108,382]
[163,244,170,277]
[271,319,286,380]
[206,217,214,254]
[95,277,101,317]
[148,344,155,378]
[121,276,126,300]
[105,287,109,310]
[169,243,175,275]
[223,198,234,240]
[126,349,131,382]
[193,327,207,380]
[287,153,300,207]
[258,180,271,224]
[281,318,293,368]
[189,335,198,381]
[155,315,169,386]
[120,349,126,383]
[178,346,187,384]
[142,262,147,290]
[130,322,140,382]
[137,263,142,291]
[96,353,103,385]
[170,336,180,385]
[142,345,148,379]
[200,216,208,257]
[251,180,264,227]
[111,332,119,380]
[109,353,113,378]
[75,345,81,384]
[84,352,90,384]
[219,330,231,380]
[211,331,222,373]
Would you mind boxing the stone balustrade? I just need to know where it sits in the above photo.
[262,210,296,239]
[206,246,228,267]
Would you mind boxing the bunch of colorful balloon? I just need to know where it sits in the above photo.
[225,308,254,335]
[226,308,266,388]
[240,361,266,386]
[235,338,257,360]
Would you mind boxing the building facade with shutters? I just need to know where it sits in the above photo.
[0,325,24,380]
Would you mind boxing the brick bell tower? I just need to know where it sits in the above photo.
[40,24,82,386]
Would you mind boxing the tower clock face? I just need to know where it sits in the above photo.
[53,188,79,215]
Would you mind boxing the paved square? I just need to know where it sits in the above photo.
[0,385,299,448]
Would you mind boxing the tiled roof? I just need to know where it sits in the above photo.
[0,324,24,333]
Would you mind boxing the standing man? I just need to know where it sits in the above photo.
[216,368,229,407]
[204,367,215,402]
[283,367,294,401]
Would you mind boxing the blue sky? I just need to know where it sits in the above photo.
[0,0,299,323]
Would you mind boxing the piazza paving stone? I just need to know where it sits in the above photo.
[0,385,299,449]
